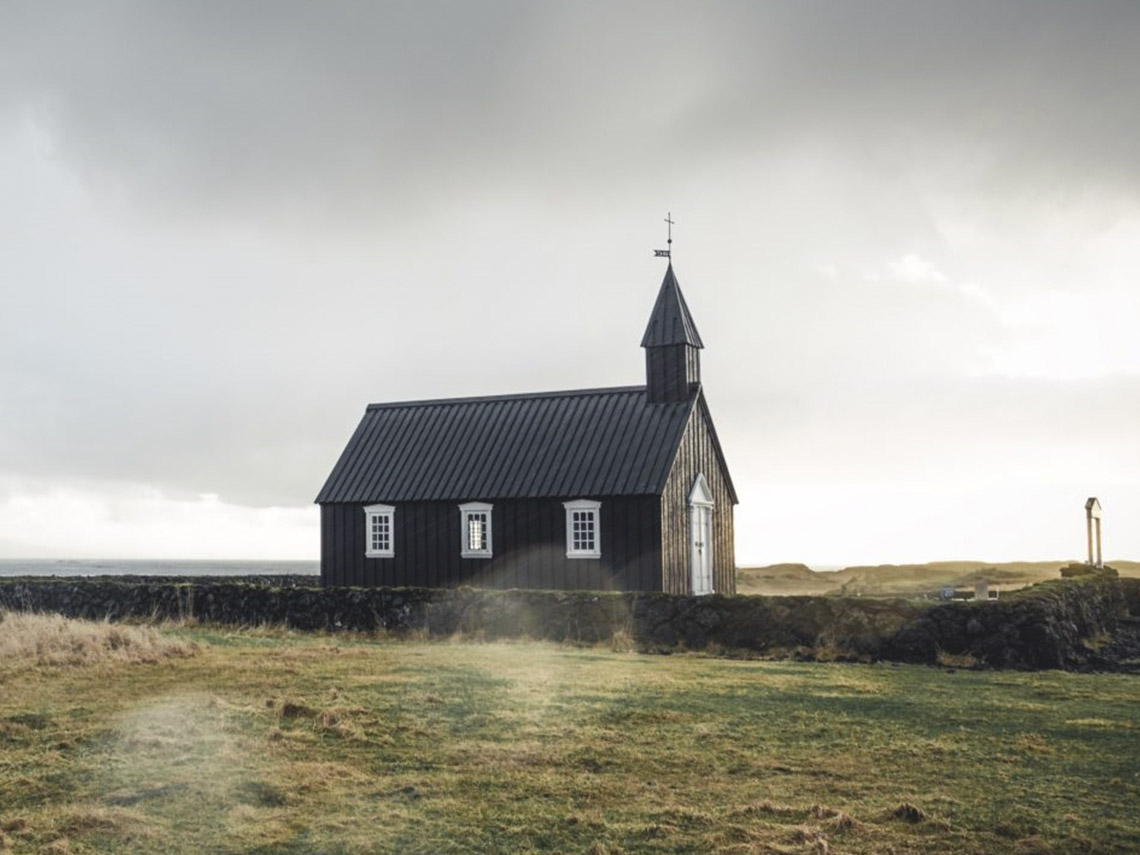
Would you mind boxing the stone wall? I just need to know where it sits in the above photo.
[0,577,923,656]
[2,576,1137,669]
[883,576,1140,669]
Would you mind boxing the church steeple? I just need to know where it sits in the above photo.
[641,263,703,403]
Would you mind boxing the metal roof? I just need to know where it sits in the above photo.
[316,386,696,503]
[640,264,704,348]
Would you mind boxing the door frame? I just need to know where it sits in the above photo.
[689,474,714,595]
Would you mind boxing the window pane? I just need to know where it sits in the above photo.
[369,513,392,553]
[570,509,596,552]
[467,513,486,551]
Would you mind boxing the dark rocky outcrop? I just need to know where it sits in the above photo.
[1059,562,1119,578]
[882,577,1140,669]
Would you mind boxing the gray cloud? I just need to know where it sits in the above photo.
[3,2,1140,228]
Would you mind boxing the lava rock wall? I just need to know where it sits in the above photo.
[2,575,1137,669]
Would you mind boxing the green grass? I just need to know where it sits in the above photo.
[1,623,1139,854]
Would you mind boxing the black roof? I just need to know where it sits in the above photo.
[316,386,697,503]
[641,264,704,348]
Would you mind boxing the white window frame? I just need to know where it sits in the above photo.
[363,503,395,558]
[563,499,601,559]
[459,502,493,558]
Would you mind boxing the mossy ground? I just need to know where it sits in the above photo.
[1,625,1138,854]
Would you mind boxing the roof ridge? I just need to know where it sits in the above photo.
[365,385,647,411]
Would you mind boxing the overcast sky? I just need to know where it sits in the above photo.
[2,1,1138,566]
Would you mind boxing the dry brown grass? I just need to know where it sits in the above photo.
[609,628,636,652]
[790,825,830,854]
[0,611,198,668]
[829,811,860,832]
[935,649,980,668]
[889,802,928,823]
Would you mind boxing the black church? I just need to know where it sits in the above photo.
[316,263,737,594]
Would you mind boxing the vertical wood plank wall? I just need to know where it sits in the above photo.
[645,345,700,403]
[659,404,737,595]
[321,496,663,591]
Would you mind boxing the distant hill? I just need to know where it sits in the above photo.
[735,563,839,594]
[737,560,1140,597]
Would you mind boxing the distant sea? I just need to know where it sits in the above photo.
[0,559,319,577]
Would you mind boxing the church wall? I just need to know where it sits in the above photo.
[659,398,737,595]
[321,495,662,591]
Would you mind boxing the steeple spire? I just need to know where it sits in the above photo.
[642,264,703,403]
[641,263,704,348]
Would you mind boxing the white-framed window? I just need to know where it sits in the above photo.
[563,499,601,559]
[459,502,493,558]
[363,504,395,558]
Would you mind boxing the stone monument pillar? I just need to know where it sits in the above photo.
[1085,497,1103,568]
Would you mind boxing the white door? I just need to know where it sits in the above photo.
[690,505,713,595]
[689,474,714,595]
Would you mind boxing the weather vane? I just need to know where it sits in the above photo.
[654,212,674,259]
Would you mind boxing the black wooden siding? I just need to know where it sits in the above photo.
[645,344,701,404]
[660,398,737,595]
[321,495,663,591]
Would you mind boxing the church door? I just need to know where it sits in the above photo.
[689,475,714,595]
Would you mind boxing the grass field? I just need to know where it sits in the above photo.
[1,618,1139,855]
[736,560,1140,597]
